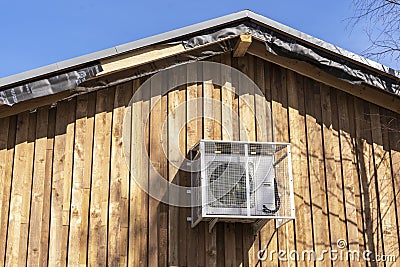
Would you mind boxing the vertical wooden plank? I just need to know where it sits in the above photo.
[238,55,252,267]
[168,81,179,267]
[167,69,187,267]
[304,79,331,267]
[203,60,215,141]
[231,58,240,144]
[187,59,203,148]
[81,94,95,266]
[141,79,150,266]
[212,56,226,267]
[242,227,256,267]
[67,93,96,266]
[220,53,237,267]
[0,118,10,221]
[203,56,219,267]
[221,52,235,142]
[178,185,188,267]
[88,88,114,266]
[259,61,279,267]
[24,113,37,265]
[386,111,400,266]
[5,114,26,267]
[337,91,363,266]
[254,57,269,267]
[27,109,50,266]
[0,116,15,267]
[212,57,222,142]
[273,66,296,267]
[40,108,56,267]
[158,81,169,267]
[148,73,168,267]
[68,94,87,266]
[129,78,149,266]
[238,53,256,142]
[48,99,76,266]
[270,65,288,144]
[287,71,314,267]
[187,62,203,267]
[271,63,290,266]
[320,87,348,259]
[216,223,225,267]
[238,55,261,267]
[223,223,236,267]
[6,112,36,266]
[235,223,244,266]
[178,178,191,266]
[108,82,133,266]
[346,95,366,264]
[174,76,188,266]
[354,98,383,263]
[369,104,399,260]
[62,102,75,265]
[231,55,246,267]
[197,221,206,267]
[49,100,75,266]
[148,76,160,267]
[380,109,400,266]
[254,57,271,143]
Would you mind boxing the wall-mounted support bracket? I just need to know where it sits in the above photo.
[252,219,269,235]
[209,218,219,233]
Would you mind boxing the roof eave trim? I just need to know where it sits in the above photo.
[0,10,252,88]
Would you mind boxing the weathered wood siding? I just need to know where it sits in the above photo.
[0,53,399,266]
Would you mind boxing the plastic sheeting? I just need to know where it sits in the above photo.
[183,21,400,96]
[79,40,235,92]
[0,64,102,106]
[82,21,400,98]
[3,20,399,107]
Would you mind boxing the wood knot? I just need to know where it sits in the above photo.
[72,206,79,216]
[91,209,100,217]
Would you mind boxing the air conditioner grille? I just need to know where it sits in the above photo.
[207,161,255,208]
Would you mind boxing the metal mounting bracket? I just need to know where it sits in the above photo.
[252,219,269,235]
[209,218,219,233]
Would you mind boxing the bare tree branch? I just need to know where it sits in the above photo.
[350,0,400,63]
[384,0,400,6]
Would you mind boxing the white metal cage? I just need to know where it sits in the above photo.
[190,140,295,229]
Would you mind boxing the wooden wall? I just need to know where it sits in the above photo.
[0,53,399,266]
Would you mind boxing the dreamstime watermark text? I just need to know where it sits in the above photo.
[257,239,397,262]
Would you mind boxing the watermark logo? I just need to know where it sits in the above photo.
[121,61,274,208]
[336,239,348,250]
[257,239,397,262]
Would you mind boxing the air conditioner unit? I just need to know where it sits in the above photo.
[190,140,295,232]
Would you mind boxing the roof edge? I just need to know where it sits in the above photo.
[1,9,399,89]
[0,10,251,88]
[245,10,400,79]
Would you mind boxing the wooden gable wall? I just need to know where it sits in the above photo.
[0,53,399,266]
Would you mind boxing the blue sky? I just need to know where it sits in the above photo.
[0,1,396,78]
